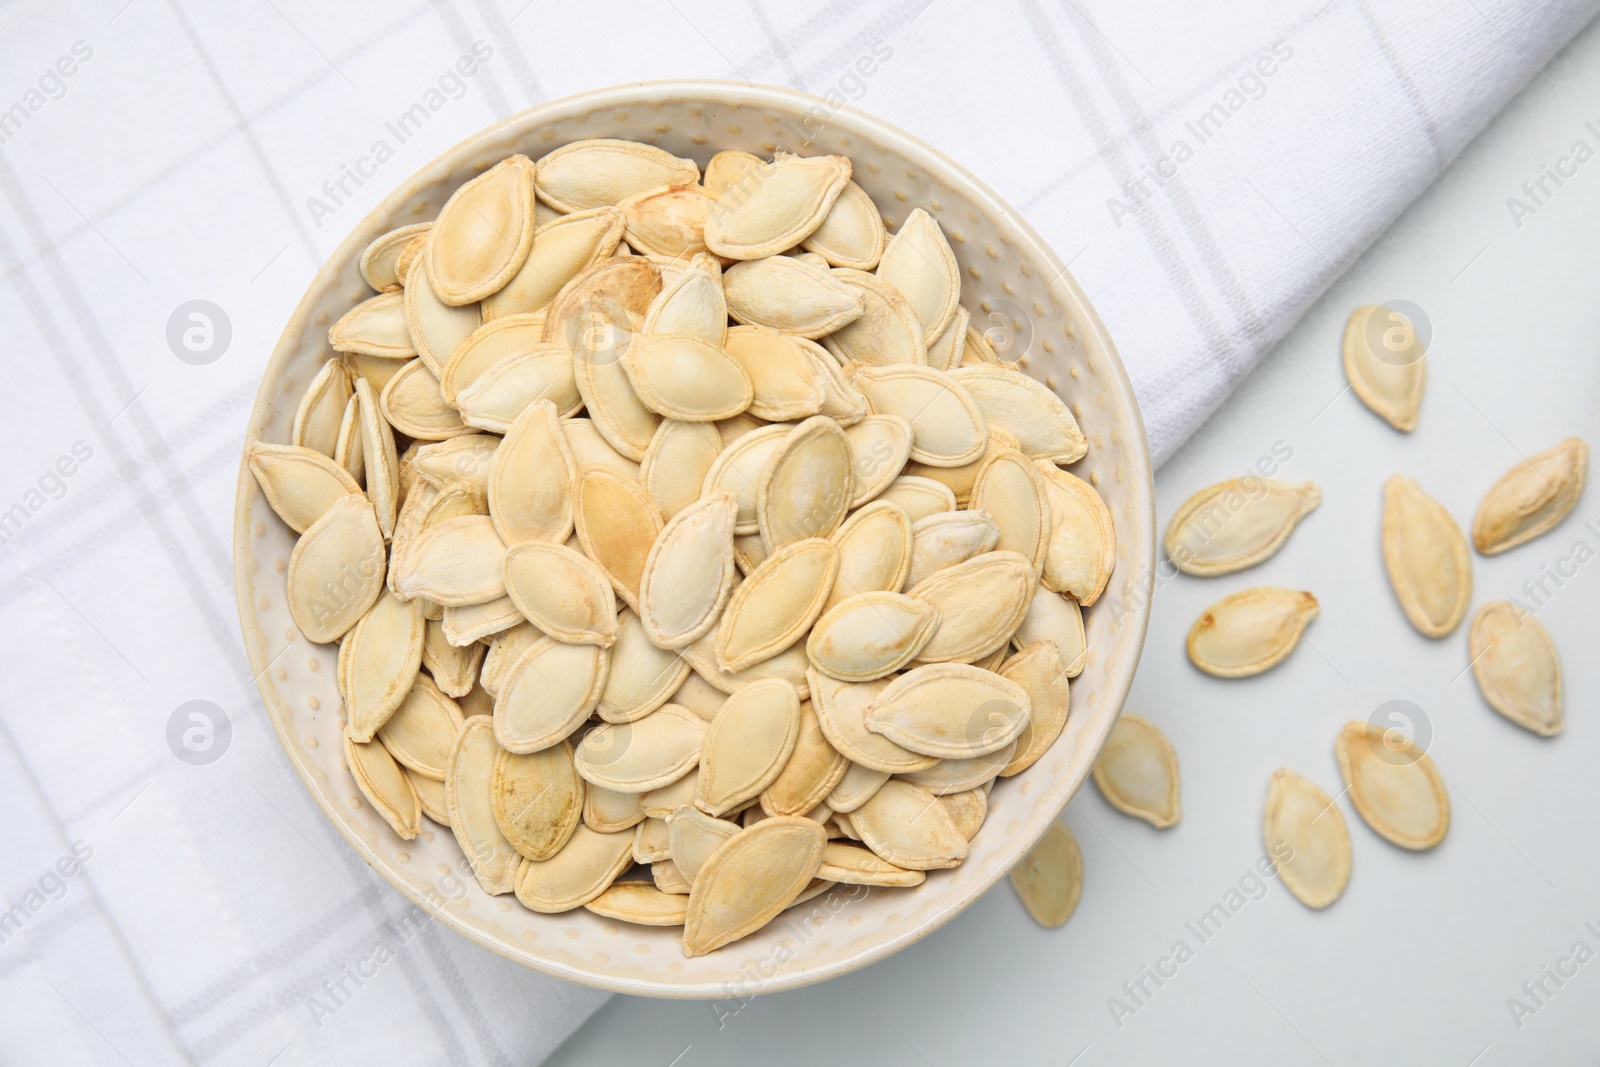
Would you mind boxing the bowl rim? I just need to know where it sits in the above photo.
[233,77,1154,998]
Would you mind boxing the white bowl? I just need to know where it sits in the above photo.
[233,80,1154,998]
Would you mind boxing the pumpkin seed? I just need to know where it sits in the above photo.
[876,208,960,343]
[1468,601,1563,736]
[564,418,642,482]
[702,150,764,197]
[643,255,726,345]
[682,625,812,697]
[375,359,466,441]
[669,671,728,722]
[622,333,753,422]
[896,744,1013,794]
[402,256,481,376]
[483,207,627,319]
[696,678,803,816]
[638,491,738,648]
[360,222,430,292]
[725,255,864,338]
[654,859,693,895]
[901,428,1011,506]
[503,541,619,646]
[286,494,387,643]
[293,359,352,458]
[807,592,939,682]
[998,640,1071,777]
[938,788,988,840]
[514,823,636,913]
[801,179,885,269]
[441,597,522,647]
[411,434,498,496]
[442,313,545,403]
[633,815,673,860]
[850,780,967,870]
[421,617,484,696]
[486,401,571,546]
[389,515,507,606]
[584,783,646,834]
[851,364,987,467]
[542,256,661,348]
[574,468,662,609]
[641,419,722,519]
[716,538,838,672]
[760,702,850,817]
[841,414,913,508]
[864,663,1029,759]
[575,704,706,793]
[722,326,829,422]
[353,378,400,539]
[1165,478,1321,576]
[1381,475,1472,637]
[1009,820,1082,927]
[826,761,890,813]
[378,671,465,779]
[1035,463,1115,606]
[807,670,935,774]
[446,717,521,894]
[1092,714,1180,828]
[393,232,427,285]
[330,291,415,359]
[702,423,791,534]
[1186,587,1319,678]
[492,741,584,861]
[818,841,924,887]
[908,551,1034,663]
[535,139,699,213]
[1264,768,1351,910]
[1335,721,1450,850]
[970,449,1049,571]
[454,343,581,433]
[824,500,913,612]
[494,637,608,753]
[343,590,425,742]
[410,768,450,825]
[703,153,852,260]
[248,443,363,534]
[617,182,713,258]
[906,510,999,588]
[1471,437,1588,555]
[822,268,925,366]
[925,304,970,372]
[757,416,854,548]
[1013,586,1086,678]
[1343,304,1426,432]
[426,154,537,305]
[597,610,692,723]
[666,806,741,880]
[585,880,690,926]
[876,475,958,520]
[950,366,1086,464]
[682,816,827,956]
[344,734,421,840]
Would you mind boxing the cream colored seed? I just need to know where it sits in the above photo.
[1381,475,1471,637]
[1468,601,1563,736]
[1186,587,1319,678]
[1472,437,1587,555]
[1009,820,1082,927]
[1343,304,1425,431]
[1334,721,1449,850]
[1164,478,1321,577]
[1264,768,1350,910]
[1092,714,1180,828]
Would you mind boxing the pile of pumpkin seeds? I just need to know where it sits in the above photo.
[253,138,1114,957]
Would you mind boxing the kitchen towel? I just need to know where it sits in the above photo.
[0,1,1591,1064]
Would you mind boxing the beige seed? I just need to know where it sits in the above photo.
[292,359,352,458]
[1335,721,1449,850]
[584,881,690,926]
[492,741,583,861]
[483,207,627,319]
[541,256,661,349]
[616,182,713,258]
[1186,587,1319,678]
[950,366,1086,464]
[487,400,574,547]
[850,780,967,871]
[1092,714,1180,828]
[908,551,1035,663]
[622,334,753,422]
[453,343,581,433]
[1468,601,1563,736]
[596,610,691,724]
[998,640,1071,777]
[493,637,608,753]
[696,678,803,816]
[925,305,970,372]
[390,515,507,607]
[1264,768,1351,910]
[574,468,663,609]
[716,539,838,672]
[426,154,537,305]
[1035,462,1115,606]
[851,364,987,467]
[938,788,988,840]
[1165,478,1321,577]
[702,150,764,198]
[807,670,935,775]
[379,359,470,441]
[640,769,700,820]
[725,255,864,338]
[702,153,852,260]
[641,419,722,519]
[360,221,430,292]
[760,702,850,818]
[681,626,812,698]
[666,807,741,880]
[702,423,792,534]
[378,672,465,777]
[875,475,958,521]
[574,705,707,793]
[682,816,827,956]
[584,784,646,834]
[353,378,400,539]
[822,268,925,366]
[905,510,999,588]
[801,179,885,269]
[1009,820,1082,927]
[410,768,450,826]
[329,290,415,359]
[421,617,484,696]
[1013,586,1086,678]
[826,761,890,813]
[343,590,425,742]
[564,418,642,482]
[970,449,1049,571]
[896,745,1014,795]
[806,592,939,682]
[1472,437,1587,555]
[402,256,481,376]
[818,842,925,888]
[841,414,914,507]
[248,443,363,534]
[286,494,386,644]
[638,492,738,649]
[864,663,1029,760]
[441,313,545,403]
[446,717,521,894]
[1382,475,1472,637]
[1343,304,1426,432]
[824,500,913,613]
[514,824,636,913]
[503,542,619,646]
[534,139,699,213]
[643,255,727,345]
[344,734,421,840]
[876,208,960,343]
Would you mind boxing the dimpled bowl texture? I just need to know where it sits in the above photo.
[233,80,1154,998]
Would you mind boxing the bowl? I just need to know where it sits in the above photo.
[233,80,1154,998]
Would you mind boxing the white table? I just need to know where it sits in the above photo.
[547,18,1600,1067]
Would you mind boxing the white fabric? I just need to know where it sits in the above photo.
[0,1,1589,1064]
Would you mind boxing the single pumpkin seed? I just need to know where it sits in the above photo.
[654,859,693,895]
[824,500,913,613]
[638,491,738,648]
[1471,437,1587,555]
[938,787,988,840]
[682,625,812,698]
[360,222,430,292]
[864,663,1029,759]
[970,449,1049,571]
[492,741,584,861]
[286,494,386,643]
[1035,462,1115,606]
[441,596,523,647]
[345,733,421,840]
[494,637,608,753]
[1013,586,1086,677]
[702,153,852,260]
[575,705,707,793]
[682,817,827,956]
[426,154,537,305]
[585,881,689,926]
[818,841,924,887]
[716,538,838,672]
[702,423,791,534]
[446,717,521,894]
[330,290,415,359]
[1334,721,1450,850]
[514,823,636,913]
[908,551,1035,663]
[925,304,970,372]
[1009,820,1082,927]
[896,744,1014,794]
[875,475,958,521]
[757,415,854,548]
[822,268,925,366]
[343,590,426,742]
[1381,475,1472,637]
[826,761,890,813]
[724,255,864,338]
[378,359,469,440]
[1342,304,1426,431]
[807,670,935,774]
[1092,714,1180,828]
[622,333,753,422]
[421,617,484,697]
[851,364,987,467]
[534,139,699,213]
[616,181,713,258]
[696,678,803,816]
[596,610,692,723]
[806,592,939,682]
[850,780,967,871]
[410,767,450,825]
[841,414,913,508]
[402,256,481,376]
[486,400,573,546]
[1186,587,1319,678]
[574,467,663,609]
[950,366,1086,464]
[722,325,829,422]
[639,768,700,820]
[1468,601,1563,736]
[875,208,960,343]
[584,783,646,834]
[293,359,352,458]
[389,515,508,606]
[905,510,999,588]
[998,640,1071,777]
[564,418,643,482]
[666,806,741,880]
[702,150,764,197]
[441,313,545,403]
[454,343,581,432]
[641,419,723,519]
[503,541,619,646]
[541,256,661,348]
[801,178,885,269]
[1264,768,1351,910]
[353,378,400,539]
[1165,478,1321,576]
[248,442,363,534]
[483,207,627,319]
[643,254,727,345]
[760,702,850,817]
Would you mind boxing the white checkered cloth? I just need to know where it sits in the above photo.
[0,1,1590,1063]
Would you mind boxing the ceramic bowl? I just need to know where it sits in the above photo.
[233,80,1154,998]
